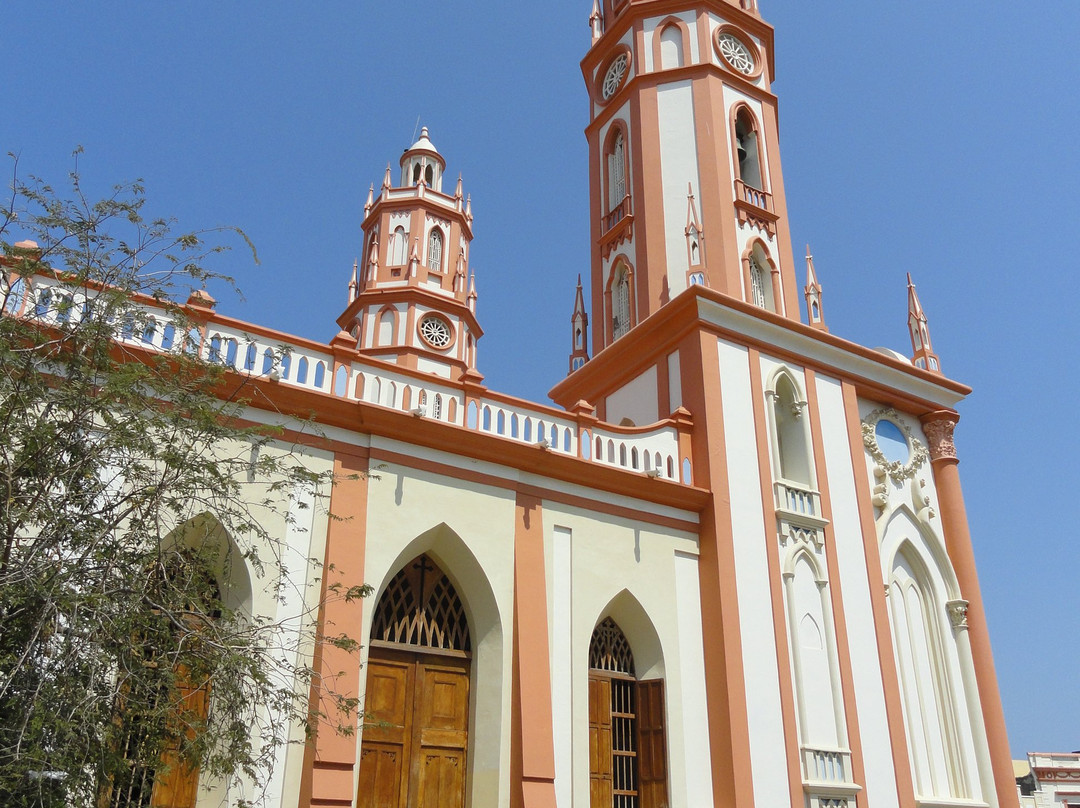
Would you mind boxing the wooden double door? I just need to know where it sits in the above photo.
[357,645,470,808]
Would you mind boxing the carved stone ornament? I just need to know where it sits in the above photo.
[921,415,958,461]
[862,407,929,484]
[946,599,970,629]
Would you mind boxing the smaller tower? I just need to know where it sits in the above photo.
[803,245,826,332]
[337,127,481,380]
[569,275,590,374]
[906,273,941,373]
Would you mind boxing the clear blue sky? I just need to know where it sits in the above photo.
[3,2,1076,759]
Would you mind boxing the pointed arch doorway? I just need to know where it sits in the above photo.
[357,554,472,808]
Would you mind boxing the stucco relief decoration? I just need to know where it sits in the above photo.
[921,416,958,462]
[426,213,452,231]
[946,599,970,630]
[862,407,929,484]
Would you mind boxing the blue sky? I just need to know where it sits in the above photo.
[3,2,1076,758]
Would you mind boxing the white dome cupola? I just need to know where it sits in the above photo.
[400,126,446,192]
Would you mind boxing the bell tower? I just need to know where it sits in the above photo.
[583,0,799,352]
[337,128,481,380]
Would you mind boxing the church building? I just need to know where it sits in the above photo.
[11,1,1019,807]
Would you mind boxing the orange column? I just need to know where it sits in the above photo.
[920,411,1019,808]
[511,492,557,808]
[299,449,370,808]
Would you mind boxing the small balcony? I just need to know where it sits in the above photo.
[734,179,779,236]
[774,480,828,528]
[600,194,634,257]
[801,746,860,800]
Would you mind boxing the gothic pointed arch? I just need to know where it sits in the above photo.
[742,239,779,313]
[765,367,814,488]
[605,255,636,342]
[588,592,667,808]
[730,103,767,192]
[652,17,692,70]
[369,553,471,652]
[603,121,631,216]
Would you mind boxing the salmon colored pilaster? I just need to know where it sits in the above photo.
[840,381,916,807]
[694,75,742,298]
[920,411,1020,808]
[746,348,804,805]
[511,492,557,808]
[757,99,798,317]
[804,371,869,800]
[299,449,370,808]
[679,329,753,808]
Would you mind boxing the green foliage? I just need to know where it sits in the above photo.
[0,157,359,807]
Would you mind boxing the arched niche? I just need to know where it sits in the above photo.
[592,589,665,681]
[160,511,253,616]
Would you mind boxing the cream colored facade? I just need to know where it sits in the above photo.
[4,1,1023,807]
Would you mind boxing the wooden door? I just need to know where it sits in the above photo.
[358,648,469,808]
[588,674,613,808]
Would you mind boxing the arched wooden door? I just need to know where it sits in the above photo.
[358,555,472,808]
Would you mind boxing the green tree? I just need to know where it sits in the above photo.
[0,158,363,808]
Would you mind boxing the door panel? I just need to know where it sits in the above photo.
[359,650,469,808]
[589,675,613,808]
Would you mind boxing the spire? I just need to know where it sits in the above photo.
[803,245,826,332]
[906,273,941,374]
[467,272,477,313]
[569,274,590,374]
[465,193,473,223]
[348,259,358,304]
[685,183,705,276]
[454,249,466,293]
[408,238,420,279]
[364,184,375,216]
[366,237,379,284]
[589,0,603,42]
[382,163,392,192]
[455,173,464,201]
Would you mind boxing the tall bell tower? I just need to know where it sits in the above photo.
[337,128,481,380]
[583,0,799,353]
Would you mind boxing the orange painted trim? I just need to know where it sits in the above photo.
[678,329,754,808]
[840,380,916,807]
[511,493,558,807]
[549,286,971,417]
[746,348,804,804]
[921,414,1020,808]
[804,370,870,798]
[303,451,370,808]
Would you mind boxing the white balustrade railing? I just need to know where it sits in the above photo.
[801,746,852,785]
[11,272,692,483]
[775,480,821,519]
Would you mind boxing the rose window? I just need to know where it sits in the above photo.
[418,314,452,348]
[716,33,755,75]
[601,53,629,101]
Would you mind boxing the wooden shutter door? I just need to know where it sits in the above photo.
[589,674,613,808]
[151,671,208,808]
[636,679,668,808]
[357,656,413,808]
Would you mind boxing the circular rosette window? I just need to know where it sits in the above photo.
[596,48,631,104]
[417,313,454,350]
[713,26,763,79]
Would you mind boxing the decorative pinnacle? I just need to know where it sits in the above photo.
[465,193,473,221]
[590,0,603,42]
[382,163,392,191]
[455,173,464,200]
[364,184,374,214]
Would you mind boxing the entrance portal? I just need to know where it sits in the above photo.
[357,555,471,808]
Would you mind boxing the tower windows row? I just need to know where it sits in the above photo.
[385,226,446,273]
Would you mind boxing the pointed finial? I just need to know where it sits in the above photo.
[569,274,590,373]
[803,245,826,332]
[455,173,464,200]
[590,0,603,42]
[367,237,379,283]
[408,238,419,278]
[382,163,392,191]
[348,259,359,303]
[906,274,941,374]
[465,193,473,222]
[364,184,375,215]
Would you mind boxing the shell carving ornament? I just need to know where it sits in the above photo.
[862,407,929,484]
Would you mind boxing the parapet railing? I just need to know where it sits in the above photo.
[7,271,695,484]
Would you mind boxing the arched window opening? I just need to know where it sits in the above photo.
[141,318,156,345]
[378,309,395,346]
[432,393,443,420]
[412,164,422,185]
[3,277,26,314]
[389,226,408,266]
[734,108,764,190]
[588,617,668,808]
[224,338,238,367]
[889,548,970,801]
[608,130,627,212]
[243,343,257,372]
[161,323,176,351]
[612,264,631,338]
[261,348,274,375]
[772,374,812,487]
[659,25,684,69]
[370,554,471,652]
[425,164,434,186]
[427,229,444,272]
[313,362,326,389]
[208,335,222,363]
[296,357,309,385]
[747,246,775,312]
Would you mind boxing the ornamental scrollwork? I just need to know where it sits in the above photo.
[862,407,929,484]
